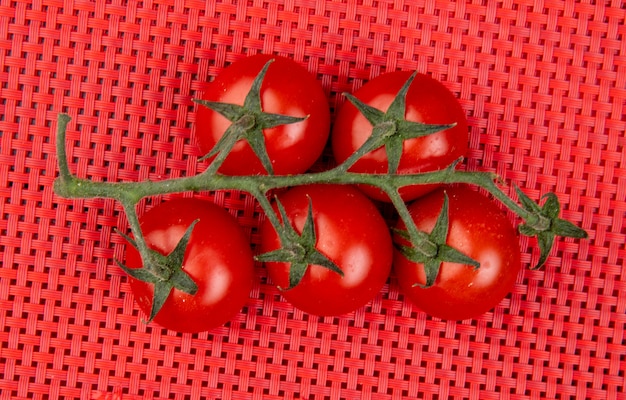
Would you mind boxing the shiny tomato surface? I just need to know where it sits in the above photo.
[332,71,469,201]
[124,198,255,333]
[393,186,522,320]
[260,184,393,316]
[196,54,330,175]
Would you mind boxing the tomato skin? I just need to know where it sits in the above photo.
[393,186,522,320]
[195,54,331,175]
[259,184,393,316]
[332,71,469,202]
[124,198,255,333]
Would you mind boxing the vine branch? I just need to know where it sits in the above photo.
[53,64,587,320]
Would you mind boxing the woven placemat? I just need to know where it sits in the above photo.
[1,0,624,399]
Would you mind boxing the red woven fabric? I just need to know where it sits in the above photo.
[1,0,624,399]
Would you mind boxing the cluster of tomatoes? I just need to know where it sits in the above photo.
[123,55,522,333]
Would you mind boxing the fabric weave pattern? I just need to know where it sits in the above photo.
[0,1,624,399]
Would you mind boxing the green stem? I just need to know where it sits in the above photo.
[120,199,150,256]
[54,111,587,322]
[332,121,396,173]
[252,189,284,233]
[56,114,73,180]
[201,114,257,176]
[55,151,533,223]
[386,189,437,258]
[54,113,551,270]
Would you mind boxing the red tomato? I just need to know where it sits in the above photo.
[332,71,469,202]
[259,184,393,316]
[124,198,255,333]
[195,54,331,175]
[393,186,522,320]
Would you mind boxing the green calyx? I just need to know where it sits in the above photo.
[193,59,308,175]
[255,197,342,290]
[395,193,480,288]
[339,71,455,174]
[115,220,199,321]
[515,186,588,269]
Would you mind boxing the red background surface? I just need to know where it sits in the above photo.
[0,0,624,399]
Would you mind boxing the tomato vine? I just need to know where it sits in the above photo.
[53,58,588,323]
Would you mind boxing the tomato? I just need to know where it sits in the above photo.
[393,185,522,320]
[331,71,469,202]
[123,198,255,333]
[259,184,393,316]
[195,54,331,175]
